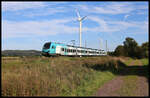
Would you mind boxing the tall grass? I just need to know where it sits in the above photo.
[141,58,149,65]
[1,56,130,96]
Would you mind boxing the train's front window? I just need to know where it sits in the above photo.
[43,42,51,49]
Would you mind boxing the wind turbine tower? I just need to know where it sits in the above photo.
[76,10,87,48]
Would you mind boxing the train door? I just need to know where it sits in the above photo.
[50,44,56,54]
[56,46,61,55]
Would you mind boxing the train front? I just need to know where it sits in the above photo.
[42,42,51,56]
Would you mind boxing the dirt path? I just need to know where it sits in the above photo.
[134,76,149,96]
[94,76,124,96]
[94,60,149,96]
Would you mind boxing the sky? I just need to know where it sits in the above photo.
[2,1,149,51]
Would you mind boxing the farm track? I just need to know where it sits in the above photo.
[94,60,149,96]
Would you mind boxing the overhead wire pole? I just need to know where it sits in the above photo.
[71,40,75,46]
[99,39,101,49]
[99,38,102,50]
[85,40,86,47]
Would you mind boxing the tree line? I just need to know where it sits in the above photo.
[109,37,149,59]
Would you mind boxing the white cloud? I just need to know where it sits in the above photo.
[77,2,148,15]
[2,18,79,38]
[2,2,47,11]
[2,2,69,17]
[2,15,148,39]
[124,14,130,21]
[86,16,148,33]
[23,7,67,17]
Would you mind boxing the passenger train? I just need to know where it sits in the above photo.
[42,42,107,57]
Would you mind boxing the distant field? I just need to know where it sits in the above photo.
[2,56,149,96]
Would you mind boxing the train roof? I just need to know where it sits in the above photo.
[48,42,105,51]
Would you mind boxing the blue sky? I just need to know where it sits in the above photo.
[2,1,148,51]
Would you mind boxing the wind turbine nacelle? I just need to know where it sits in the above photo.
[78,18,81,21]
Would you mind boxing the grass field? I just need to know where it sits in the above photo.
[1,56,149,96]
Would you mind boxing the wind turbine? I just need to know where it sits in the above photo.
[76,9,87,48]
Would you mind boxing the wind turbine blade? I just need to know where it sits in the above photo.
[81,16,87,21]
[75,9,80,18]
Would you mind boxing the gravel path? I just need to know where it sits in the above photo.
[94,60,149,96]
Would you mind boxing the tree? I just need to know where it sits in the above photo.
[113,37,148,58]
[135,46,143,59]
[108,51,115,56]
[123,37,138,58]
[141,42,149,58]
[114,45,126,56]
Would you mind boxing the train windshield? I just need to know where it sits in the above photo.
[43,42,51,49]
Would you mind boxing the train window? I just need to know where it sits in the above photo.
[79,50,81,53]
[43,42,51,49]
[61,48,64,51]
[52,46,55,49]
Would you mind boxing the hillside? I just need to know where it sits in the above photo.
[2,50,42,56]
